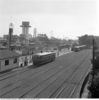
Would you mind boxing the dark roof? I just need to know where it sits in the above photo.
[0,50,20,60]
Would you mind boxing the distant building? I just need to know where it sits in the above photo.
[3,34,20,50]
[0,38,7,47]
[37,34,48,38]
[0,45,7,50]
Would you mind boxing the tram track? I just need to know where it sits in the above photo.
[0,52,74,89]
[65,58,90,98]
[68,68,90,97]
[50,51,91,98]
[0,50,91,98]
[1,63,67,97]
[0,63,61,96]
[33,50,91,98]
[2,51,75,97]
[0,51,80,97]
[0,52,73,90]
[23,56,85,98]
[70,63,91,98]
[23,50,90,98]
[19,51,88,98]
[0,51,72,81]
[21,53,84,98]
[0,66,32,81]
[0,51,70,79]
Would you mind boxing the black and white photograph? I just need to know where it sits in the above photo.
[0,0,99,98]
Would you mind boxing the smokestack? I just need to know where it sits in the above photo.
[34,28,37,38]
[8,23,13,50]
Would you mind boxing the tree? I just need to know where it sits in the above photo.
[78,34,93,47]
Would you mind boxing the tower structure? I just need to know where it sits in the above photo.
[20,21,31,45]
[20,21,31,35]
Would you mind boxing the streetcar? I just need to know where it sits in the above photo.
[32,52,56,66]
[72,45,86,52]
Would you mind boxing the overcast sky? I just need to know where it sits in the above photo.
[0,0,98,39]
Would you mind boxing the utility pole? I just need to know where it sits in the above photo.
[92,37,95,79]
[90,36,95,96]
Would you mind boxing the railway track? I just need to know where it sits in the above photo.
[54,51,91,98]
[21,52,85,98]
[0,54,62,83]
[0,62,61,96]
[0,50,91,98]
[1,62,71,98]
[0,68,30,81]
[56,57,91,98]
[22,50,91,98]
[0,52,73,90]
[0,50,71,80]
[0,52,74,97]
[0,50,71,76]
[33,50,91,98]
[68,60,91,98]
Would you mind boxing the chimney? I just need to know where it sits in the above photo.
[8,23,13,50]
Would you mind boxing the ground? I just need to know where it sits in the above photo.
[0,49,91,98]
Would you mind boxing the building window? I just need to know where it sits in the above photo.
[13,58,17,64]
[5,60,9,66]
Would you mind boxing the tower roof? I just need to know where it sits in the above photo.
[20,21,31,27]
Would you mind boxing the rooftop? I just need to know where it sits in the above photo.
[0,50,20,60]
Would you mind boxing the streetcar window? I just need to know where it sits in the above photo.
[5,60,9,66]
[13,58,17,64]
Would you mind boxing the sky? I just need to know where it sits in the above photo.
[0,0,98,39]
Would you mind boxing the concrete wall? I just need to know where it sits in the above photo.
[19,55,33,67]
[27,55,33,66]
[0,58,19,71]
[0,54,34,71]
[19,56,26,67]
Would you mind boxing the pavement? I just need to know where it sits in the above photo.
[0,49,92,98]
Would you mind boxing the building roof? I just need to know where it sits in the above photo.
[0,50,20,60]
